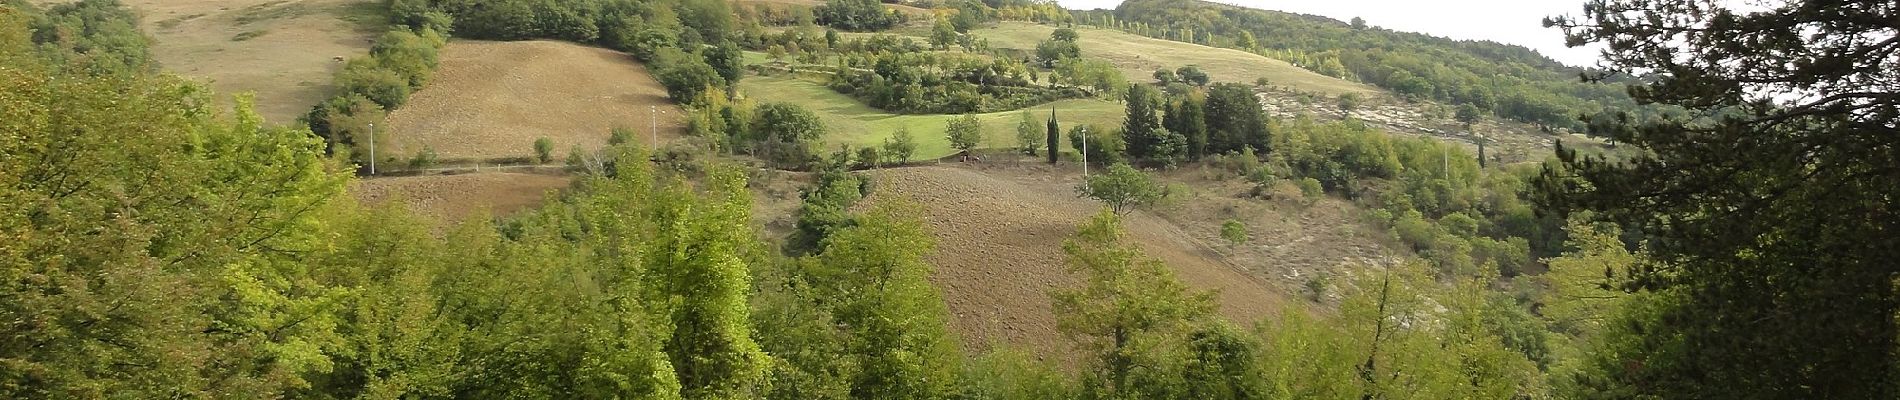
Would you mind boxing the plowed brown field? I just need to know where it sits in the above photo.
[352,172,572,224]
[862,165,1292,364]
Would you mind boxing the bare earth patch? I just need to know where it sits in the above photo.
[352,172,572,224]
[381,40,687,161]
[127,0,382,123]
[861,164,1290,365]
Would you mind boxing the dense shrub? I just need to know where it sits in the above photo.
[813,0,904,31]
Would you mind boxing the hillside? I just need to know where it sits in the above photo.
[974,21,1380,96]
[859,164,1291,363]
[1090,0,1638,131]
[131,0,384,123]
[381,40,687,161]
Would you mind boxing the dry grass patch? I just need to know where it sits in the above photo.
[381,40,687,161]
[126,0,384,123]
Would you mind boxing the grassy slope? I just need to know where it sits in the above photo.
[738,75,1124,160]
[130,0,386,123]
[973,22,1380,96]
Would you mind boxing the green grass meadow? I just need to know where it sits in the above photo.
[972,22,1380,96]
[737,75,1125,160]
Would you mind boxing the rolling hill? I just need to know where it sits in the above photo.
[974,21,1382,97]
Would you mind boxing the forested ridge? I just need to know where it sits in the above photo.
[1074,0,1645,132]
[3,0,1894,398]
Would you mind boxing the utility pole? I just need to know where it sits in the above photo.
[368,123,376,175]
[1081,126,1089,177]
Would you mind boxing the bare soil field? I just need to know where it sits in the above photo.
[381,40,687,161]
[352,172,573,224]
[860,164,1294,364]
[125,0,383,123]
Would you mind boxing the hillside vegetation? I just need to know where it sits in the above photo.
[1080,0,1643,131]
[975,21,1379,96]
[740,75,1121,159]
[4,0,1893,398]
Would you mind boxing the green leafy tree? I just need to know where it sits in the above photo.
[707,40,746,85]
[1016,110,1044,156]
[1204,83,1270,154]
[1454,104,1481,128]
[803,202,962,399]
[930,18,958,50]
[1163,94,1209,160]
[752,102,828,165]
[1035,39,1081,68]
[0,41,351,396]
[1055,58,1127,97]
[1069,125,1125,167]
[883,127,917,165]
[1219,219,1248,244]
[815,0,902,31]
[643,168,770,398]
[1153,68,1176,84]
[1051,28,1080,42]
[532,137,554,163]
[1235,31,1258,49]
[1053,211,1215,397]
[336,58,412,109]
[652,47,724,104]
[1175,65,1209,86]
[1183,322,1268,399]
[1079,164,1166,214]
[945,113,983,154]
[1539,0,1900,397]
[855,146,881,169]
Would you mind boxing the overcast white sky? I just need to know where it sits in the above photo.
[1052,0,1605,67]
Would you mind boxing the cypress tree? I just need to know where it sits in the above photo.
[1047,108,1061,164]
